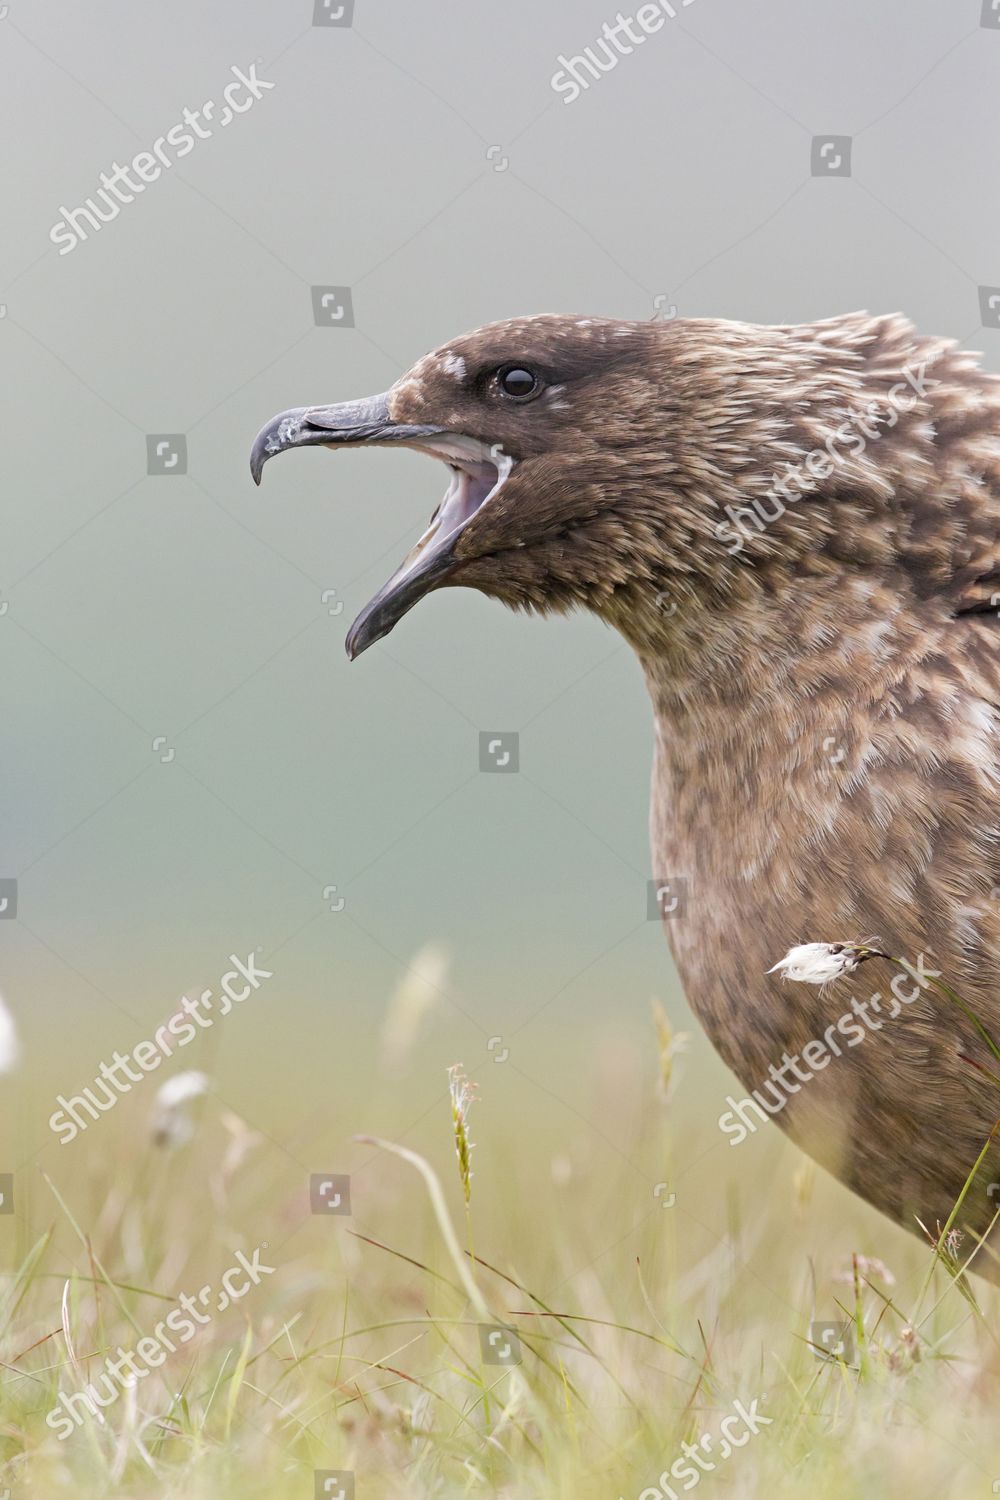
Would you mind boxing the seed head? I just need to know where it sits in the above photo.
[447,1063,477,1206]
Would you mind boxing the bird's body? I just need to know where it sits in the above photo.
[645,582,1000,1236]
[253,310,1000,1262]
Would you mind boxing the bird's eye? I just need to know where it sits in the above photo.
[497,366,540,400]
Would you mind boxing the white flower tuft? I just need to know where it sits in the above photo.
[768,943,861,986]
[155,1070,210,1110]
[151,1070,210,1147]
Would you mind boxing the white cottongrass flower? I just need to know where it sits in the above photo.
[768,943,863,986]
[0,993,20,1073]
[151,1070,210,1148]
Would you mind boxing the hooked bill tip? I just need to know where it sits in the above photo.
[344,625,370,662]
[249,439,269,486]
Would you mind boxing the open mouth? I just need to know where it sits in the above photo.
[392,435,512,573]
[250,397,514,657]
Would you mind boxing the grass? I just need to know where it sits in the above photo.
[3,1001,1000,1499]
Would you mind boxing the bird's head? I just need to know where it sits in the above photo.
[250,313,707,657]
[251,310,970,660]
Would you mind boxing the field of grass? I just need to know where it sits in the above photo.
[3,994,1000,1500]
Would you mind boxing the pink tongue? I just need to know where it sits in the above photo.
[398,466,494,578]
[444,466,494,532]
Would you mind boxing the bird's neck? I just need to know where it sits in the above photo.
[634,569,936,881]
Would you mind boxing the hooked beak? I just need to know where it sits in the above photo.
[250,394,513,658]
[249,393,444,484]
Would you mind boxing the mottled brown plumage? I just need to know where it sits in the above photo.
[252,311,1000,1268]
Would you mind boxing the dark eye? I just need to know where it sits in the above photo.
[497,366,540,400]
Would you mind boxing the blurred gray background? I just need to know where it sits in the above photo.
[1,0,998,1237]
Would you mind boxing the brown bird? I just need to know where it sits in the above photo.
[252,311,1000,1267]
